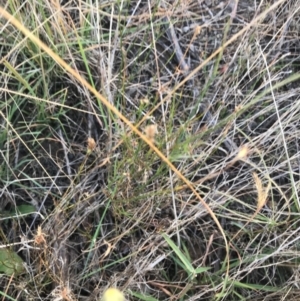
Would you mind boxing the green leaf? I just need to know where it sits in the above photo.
[129,291,159,301]
[0,290,16,301]
[0,204,36,218]
[161,233,194,275]
[15,204,36,215]
[232,281,280,292]
[0,248,25,276]
[195,267,211,274]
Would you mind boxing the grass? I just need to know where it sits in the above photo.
[0,0,300,300]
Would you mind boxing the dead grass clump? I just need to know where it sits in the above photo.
[0,0,300,300]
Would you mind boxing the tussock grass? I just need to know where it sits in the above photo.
[0,0,300,300]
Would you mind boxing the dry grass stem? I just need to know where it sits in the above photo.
[0,0,299,300]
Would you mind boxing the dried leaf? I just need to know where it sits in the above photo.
[103,240,113,258]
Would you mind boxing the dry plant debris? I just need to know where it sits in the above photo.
[144,124,158,144]
[87,137,96,154]
[34,225,47,245]
[0,0,300,300]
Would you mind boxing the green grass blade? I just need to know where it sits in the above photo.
[162,233,194,275]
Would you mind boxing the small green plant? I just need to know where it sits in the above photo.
[0,248,24,276]
[162,233,210,279]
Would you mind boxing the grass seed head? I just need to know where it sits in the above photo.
[236,145,249,160]
[253,172,271,210]
[144,124,158,144]
[34,225,47,245]
[87,137,96,154]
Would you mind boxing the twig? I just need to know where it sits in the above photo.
[164,17,190,73]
